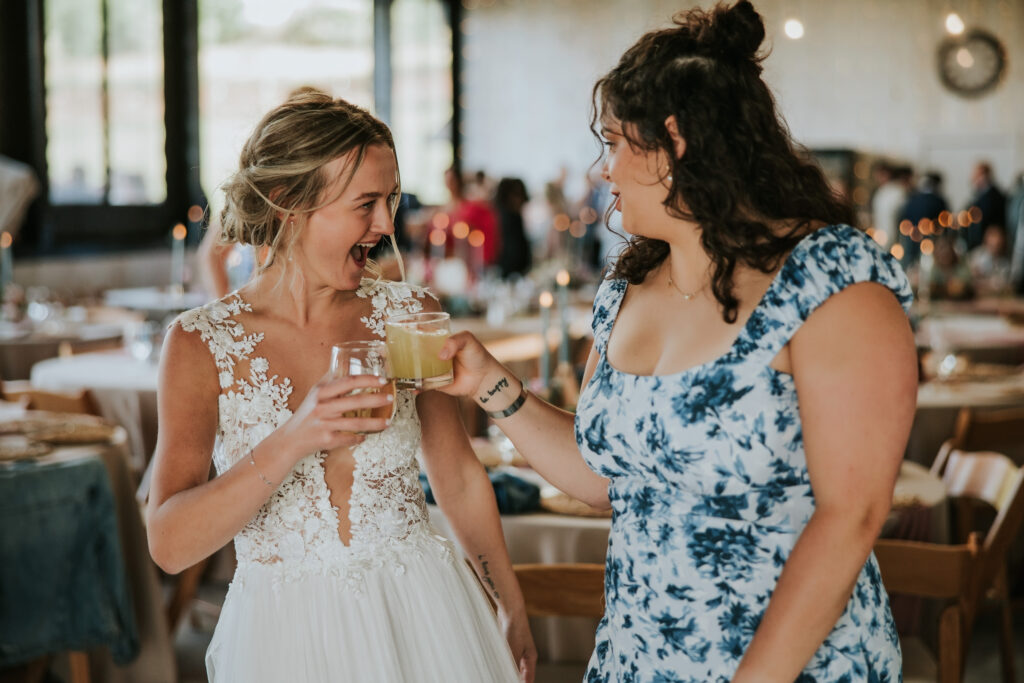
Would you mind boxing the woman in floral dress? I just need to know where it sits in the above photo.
[441,2,916,681]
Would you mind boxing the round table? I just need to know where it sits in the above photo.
[907,373,1024,466]
[0,416,174,682]
[916,314,1024,365]
[0,322,124,380]
[30,351,159,471]
[103,287,208,319]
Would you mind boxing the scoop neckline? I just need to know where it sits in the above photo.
[601,224,847,380]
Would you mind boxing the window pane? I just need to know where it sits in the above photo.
[391,0,452,205]
[107,0,166,204]
[198,0,375,208]
[45,0,105,204]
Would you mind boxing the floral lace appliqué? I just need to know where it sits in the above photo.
[175,281,452,594]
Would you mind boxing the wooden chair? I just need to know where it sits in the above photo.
[930,446,1024,683]
[875,535,980,683]
[513,563,604,683]
[0,378,100,415]
[514,563,605,618]
[945,406,1024,467]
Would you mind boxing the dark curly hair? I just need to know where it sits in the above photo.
[592,0,854,322]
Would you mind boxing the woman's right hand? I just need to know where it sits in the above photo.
[277,375,393,460]
[438,331,504,399]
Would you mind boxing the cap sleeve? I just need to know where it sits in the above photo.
[590,277,628,356]
[752,224,913,357]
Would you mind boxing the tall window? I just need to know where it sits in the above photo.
[19,0,454,254]
[391,0,452,205]
[44,0,165,205]
[198,0,375,210]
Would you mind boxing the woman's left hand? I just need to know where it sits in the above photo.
[501,608,537,683]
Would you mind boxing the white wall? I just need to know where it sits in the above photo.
[460,0,1024,209]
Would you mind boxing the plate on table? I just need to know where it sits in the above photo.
[0,413,117,445]
[0,435,51,461]
[26,415,117,445]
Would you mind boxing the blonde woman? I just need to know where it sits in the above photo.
[146,89,535,682]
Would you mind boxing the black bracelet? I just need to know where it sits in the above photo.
[484,383,529,419]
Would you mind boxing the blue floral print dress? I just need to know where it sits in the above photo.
[575,225,912,683]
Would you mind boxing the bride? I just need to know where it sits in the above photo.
[146,88,536,682]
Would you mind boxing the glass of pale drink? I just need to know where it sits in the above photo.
[330,340,397,431]
[384,311,454,390]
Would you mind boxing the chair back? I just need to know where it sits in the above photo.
[950,406,1024,466]
[0,378,99,415]
[513,563,604,618]
[875,536,981,683]
[933,447,1024,587]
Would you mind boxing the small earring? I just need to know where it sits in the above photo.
[666,167,673,182]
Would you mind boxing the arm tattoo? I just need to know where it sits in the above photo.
[477,554,500,599]
[478,376,509,404]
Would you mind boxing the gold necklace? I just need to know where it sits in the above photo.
[667,275,708,301]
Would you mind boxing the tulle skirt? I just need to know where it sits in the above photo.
[206,540,520,683]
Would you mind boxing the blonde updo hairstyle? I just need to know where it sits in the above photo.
[219,88,397,273]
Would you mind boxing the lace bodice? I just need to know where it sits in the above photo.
[175,278,451,589]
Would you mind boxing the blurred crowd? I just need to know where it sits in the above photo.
[870,160,1024,301]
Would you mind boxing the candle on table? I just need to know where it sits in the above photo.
[556,268,571,365]
[539,290,553,388]
[171,223,187,294]
[452,221,470,263]
[429,228,447,261]
[0,232,13,290]
[431,213,451,259]
[919,239,934,303]
[468,229,485,280]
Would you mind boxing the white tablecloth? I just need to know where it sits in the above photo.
[104,287,207,315]
[30,351,159,471]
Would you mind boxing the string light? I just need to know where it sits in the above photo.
[945,13,965,35]
[784,19,804,39]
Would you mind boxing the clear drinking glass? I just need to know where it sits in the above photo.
[329,340,397,430]
[384,311,454,390]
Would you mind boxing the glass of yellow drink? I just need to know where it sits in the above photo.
[330,340,397,430]
[384,311,454,390]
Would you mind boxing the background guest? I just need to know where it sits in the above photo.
[899,171,949,267]
[968,224,1011,297]
[494,177,533,278]
[964,161,1006,251]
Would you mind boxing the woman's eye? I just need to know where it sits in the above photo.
[362,201,375,210]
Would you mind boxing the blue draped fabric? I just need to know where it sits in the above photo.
[0,454,138,666]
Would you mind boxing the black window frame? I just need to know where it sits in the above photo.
[0,0,461,259]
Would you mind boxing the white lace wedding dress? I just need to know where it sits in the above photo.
[175,278,520,683]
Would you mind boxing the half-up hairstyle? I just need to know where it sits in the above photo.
[592,1,854,322]
[219,88,397,271]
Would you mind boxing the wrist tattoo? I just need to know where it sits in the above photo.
[478,376,509,404]
[477,554,500,599]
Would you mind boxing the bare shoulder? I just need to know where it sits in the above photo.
[790,281,917,389]
[159,314,221,399]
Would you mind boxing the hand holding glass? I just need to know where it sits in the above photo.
[330,341,397,431]
[384,312,454,390]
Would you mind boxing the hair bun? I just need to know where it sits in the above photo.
[709,0,765,62]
